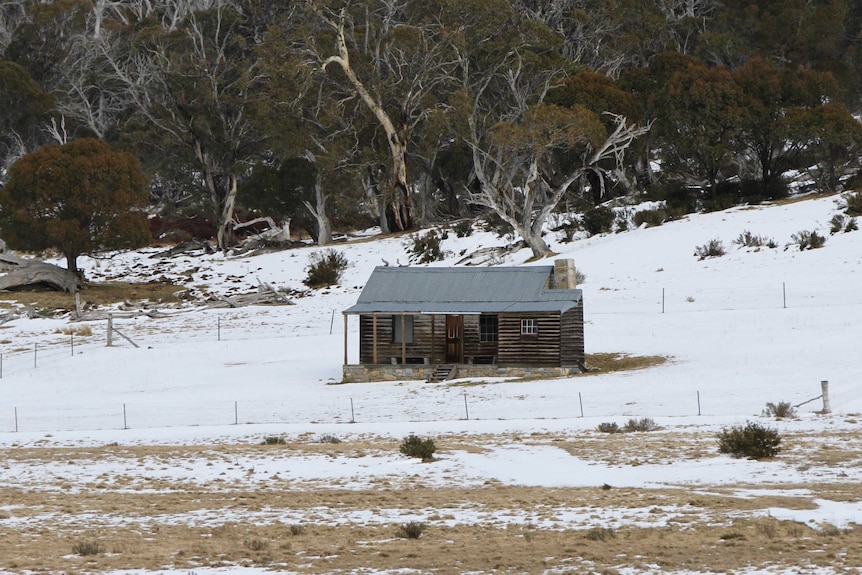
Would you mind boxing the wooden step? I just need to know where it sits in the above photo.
[426,364,456,383]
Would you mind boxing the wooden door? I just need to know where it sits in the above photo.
[446,315,463,363]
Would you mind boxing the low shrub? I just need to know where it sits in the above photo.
[790,230,826,250]
[596,422,621,434]
[622,417,661,432]
[244,538,269,551]
[396,521,426,539]
[614,209,631,232]
[450,219,474,238]
[733,230,773,248]
[829,214,858,234]
[317,434,341,444]
[400,434,437,461]
[843,191,862,216]
[633,208,668,228]
[405,229,448,264]
[717,421,781,459]
[695,238,726,259]
[585,527,616,541]
[289,524,306,536]
[261,436,285,445]
[303,249,350,288]
[72,540,105,556]
[762,401,797,419]
[581,206,615,236]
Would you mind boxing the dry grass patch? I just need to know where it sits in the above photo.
[583,352,668,373]
[4,429,862,573]
[0,281,184,312]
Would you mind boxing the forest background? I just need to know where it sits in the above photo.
[1,0,861,259]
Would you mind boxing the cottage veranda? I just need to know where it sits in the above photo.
[342,259,584,382]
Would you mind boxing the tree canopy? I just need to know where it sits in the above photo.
[0,138,151,273]
[0,0,859,254]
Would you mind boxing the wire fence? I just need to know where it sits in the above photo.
[0,280,858,434]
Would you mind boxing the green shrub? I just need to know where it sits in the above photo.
[733,230,773,248]
[717,421,781,459]
[762,401,797,419]
[396,521,426,539]
[72,540,105,556]
[581,206,615,236]
[843,191,862,216]
[830,214,858,234]
[596,422,621,434]
[400,434,437,461]
[303,249,350,288]
[261,436,286,445]
[633,208,668,228]
[790,230,826,250]
[450,219,474,238]
[622,417,661,432]
[695,239,726,259]
[405,229,448,264]
[317,434,341,444]
[614,209,631,232]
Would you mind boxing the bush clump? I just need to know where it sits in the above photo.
[733,230,775,248]
[717,421,782,459]
[450,219,474,238]
[842,191,862,216]
[762,401,797,419]
[622,417,661,432]
[695,238,726,259]
[633,208,668,228]
[396,521,426,539]
[790,230,826,250]
[317,433,341,444]
[72,540,105,556]
[261,435,286,445]
[596,422,621,434]
[303,249,350,288]
[829,214,858,234]
[405,229,448,264]
[400,434,437,461]
[585,527,616,541]
[581,206,615,236]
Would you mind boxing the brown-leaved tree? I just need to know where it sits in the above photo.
[0,138,151,274]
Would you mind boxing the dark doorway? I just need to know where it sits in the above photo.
[446,315,463,363]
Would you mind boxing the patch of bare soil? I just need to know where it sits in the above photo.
[1,429,861,574]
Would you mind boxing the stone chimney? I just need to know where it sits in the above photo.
[553,258,577,289]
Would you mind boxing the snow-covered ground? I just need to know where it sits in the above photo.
[1,193,861,575]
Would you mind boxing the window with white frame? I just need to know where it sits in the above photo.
[520,318,538,335]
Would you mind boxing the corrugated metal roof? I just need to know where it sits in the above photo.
[343,265,581,314]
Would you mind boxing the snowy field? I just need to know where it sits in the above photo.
[1,193,861,574]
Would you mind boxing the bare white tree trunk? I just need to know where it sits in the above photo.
[303,175,332,246]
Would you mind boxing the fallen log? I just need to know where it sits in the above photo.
[0,253,82,293]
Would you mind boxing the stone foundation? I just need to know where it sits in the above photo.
[341,364,582,383]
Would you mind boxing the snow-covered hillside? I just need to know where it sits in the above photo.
[1,194,861,575]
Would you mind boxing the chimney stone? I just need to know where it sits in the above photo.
[554,258,577,289]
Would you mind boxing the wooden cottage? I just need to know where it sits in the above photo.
[341,259,584,382]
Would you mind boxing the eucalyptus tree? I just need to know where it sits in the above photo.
[652,59,745,197]
[461,6,649,258]
[299,0,460,233]
[97,0,271,249]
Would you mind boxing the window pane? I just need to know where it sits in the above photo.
[520,318,537,335]
[480,315,498,342]
[393,315,414,343]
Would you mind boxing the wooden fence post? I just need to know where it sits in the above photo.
[821,380,831,414]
